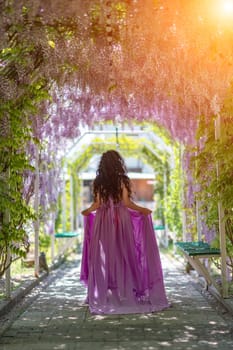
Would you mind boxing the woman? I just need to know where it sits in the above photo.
[80,150,169,314]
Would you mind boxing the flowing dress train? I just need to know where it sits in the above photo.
[80,200,169,314]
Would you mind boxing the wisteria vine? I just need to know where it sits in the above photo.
[1,0,233,275]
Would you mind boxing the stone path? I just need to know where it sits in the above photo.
[0,253,232,350]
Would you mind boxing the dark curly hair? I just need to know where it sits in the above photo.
[93,150,132,203]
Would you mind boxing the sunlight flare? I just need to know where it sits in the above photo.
[222,0,233,13]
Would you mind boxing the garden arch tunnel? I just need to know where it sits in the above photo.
[49,121,229,299]
[2,0,232,299]
[58,125,177,236]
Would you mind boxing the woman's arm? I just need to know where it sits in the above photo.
[81,194,100,216]
[122,185,152,215]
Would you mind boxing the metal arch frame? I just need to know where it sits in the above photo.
[64,128,173,165]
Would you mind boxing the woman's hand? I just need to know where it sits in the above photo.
[81,200,100,216]
[81,209,90,216]
[140,208,152,215]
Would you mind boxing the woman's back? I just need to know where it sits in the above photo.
[80,150,169,314]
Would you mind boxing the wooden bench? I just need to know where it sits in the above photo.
[175,241,221,294]
[154,225,168,247]
[55,231,80,256]
[154,225,165,230]
[55,232,79,238]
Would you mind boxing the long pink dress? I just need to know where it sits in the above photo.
[80,200,169,314]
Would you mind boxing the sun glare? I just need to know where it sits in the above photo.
[213,0,233,24]
[222,0,233,14]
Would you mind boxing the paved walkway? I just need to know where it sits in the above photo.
[0,253,232,350]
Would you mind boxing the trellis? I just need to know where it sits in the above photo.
[1,0,233,298]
